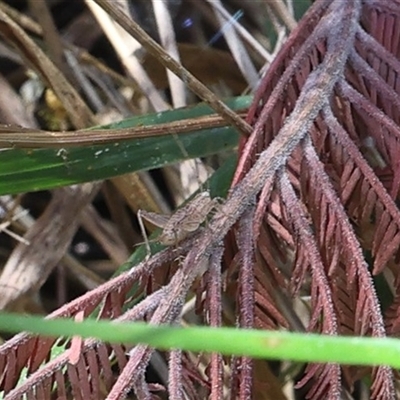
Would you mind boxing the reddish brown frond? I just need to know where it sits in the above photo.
[330,265,358,335]
[0,244,183,397]
[370,366,396,400]
[295,363,341,400]
[229,0,400,397]
[385,278,400,336]
[2,340,130,400]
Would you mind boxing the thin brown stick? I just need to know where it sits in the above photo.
[93,0,252,137]
[0,112,247,148]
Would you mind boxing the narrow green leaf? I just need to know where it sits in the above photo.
[0,313,399,368]
[0,96,251,195]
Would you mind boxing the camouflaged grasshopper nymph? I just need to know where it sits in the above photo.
[138,191,220,257]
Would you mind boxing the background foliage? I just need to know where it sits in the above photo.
[1,1,400,400]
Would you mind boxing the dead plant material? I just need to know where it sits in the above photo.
[0,183,101,310]
[0,7,95,129]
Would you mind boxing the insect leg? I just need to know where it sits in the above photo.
[137,209,152,259]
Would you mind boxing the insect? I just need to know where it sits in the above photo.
[138,190,221,256]
[137,126,220,257]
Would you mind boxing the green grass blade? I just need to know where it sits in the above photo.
[0,96,251,195]
[1,313,400,368]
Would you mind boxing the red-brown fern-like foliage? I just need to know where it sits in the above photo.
[1,0,400,399]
